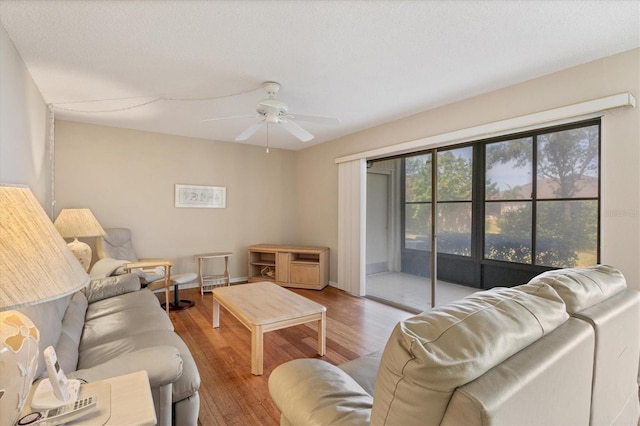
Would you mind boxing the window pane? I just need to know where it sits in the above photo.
[405,203,431,251]
[485,137,532,200]
[438,203,471,256]
[484,201,532,263]
[536,200,598,267]
[405,154,431,202]
[437,147,472,201]
[537,125,599,199]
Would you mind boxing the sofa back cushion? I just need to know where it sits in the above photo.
[526,264,626,314]
[17,293,73,378]
[371,282,569,425]
[54,291,88,374]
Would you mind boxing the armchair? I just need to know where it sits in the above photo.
[95,228,195,313]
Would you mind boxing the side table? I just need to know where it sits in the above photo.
[20,370,156,426]
[194,252,232,294]
[90,370,156,426]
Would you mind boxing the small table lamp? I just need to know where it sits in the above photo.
[53,208,106,272]
[0,184,90,426]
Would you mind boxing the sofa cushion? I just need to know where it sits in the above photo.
[371,282,569,425]
[81,290,173,350]
[270,359,373,425]
[78,330,200,403]
[83,273,140,302]
[338,351,382,396]
[70,346,183,388]
[89,258,130,279]
[55,291,88,374]
[85,288,168,322]
[526,264,626,314]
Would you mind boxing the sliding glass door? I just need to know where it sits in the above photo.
[402,147,477,288]
[365,119,601,311]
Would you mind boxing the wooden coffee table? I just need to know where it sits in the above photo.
[212,281,326,375]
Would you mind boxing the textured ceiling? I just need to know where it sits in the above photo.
[1,1,638,150]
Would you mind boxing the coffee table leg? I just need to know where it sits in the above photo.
[251,325,264,375]
[212,298,220,328]
[318,311,326,356]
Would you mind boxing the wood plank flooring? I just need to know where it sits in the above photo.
[166,285,413,426]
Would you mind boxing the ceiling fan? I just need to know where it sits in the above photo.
[202,81,340,142]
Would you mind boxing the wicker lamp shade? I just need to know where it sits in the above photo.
[0,184,90,426]
[53,208,105,239]
[1,185,90,310]
[54,208,105,272]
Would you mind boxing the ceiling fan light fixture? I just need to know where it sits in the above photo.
[257,98,288,117]
[203,81,339,144]
[265,114,280,124]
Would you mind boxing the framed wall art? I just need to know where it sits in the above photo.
[175,184,226,208]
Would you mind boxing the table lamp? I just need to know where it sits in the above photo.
[53,208,105,272]
[0,184,89,426]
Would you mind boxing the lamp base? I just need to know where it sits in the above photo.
[0,311,40,426]
[67,238,92,272]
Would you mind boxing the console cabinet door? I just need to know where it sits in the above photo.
[276,252,290,283]
[290,263,321,286]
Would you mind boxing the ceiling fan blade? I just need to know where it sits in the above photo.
[201,114,257,122]
[279,119,314,142]
[235,119,266,141]
[288,114,341,126]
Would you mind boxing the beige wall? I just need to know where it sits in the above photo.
[294,48,640,290]
[0,22,50,210]
[54,122,297,279]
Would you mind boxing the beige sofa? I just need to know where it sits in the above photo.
[269,265,640,425]
[17,272,200,426]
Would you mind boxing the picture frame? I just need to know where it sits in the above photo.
[175,184,226,208]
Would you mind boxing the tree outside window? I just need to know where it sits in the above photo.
[402,120,600,283]
[485,124,599,267]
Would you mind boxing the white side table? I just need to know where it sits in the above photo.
[194,252,232,294]
[21,370,156,426]
[93,370,156,426]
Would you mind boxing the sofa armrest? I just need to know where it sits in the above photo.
[89,258,130,279]
[83,273,141,303]
[268,359,372,426]
[68,346,183,388]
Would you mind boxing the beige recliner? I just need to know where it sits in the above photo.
[96,227,166,285]
[95,228,196,311]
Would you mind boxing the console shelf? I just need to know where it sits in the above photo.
[248,244,329,290]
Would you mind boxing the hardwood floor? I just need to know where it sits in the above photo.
[166,285,413,426]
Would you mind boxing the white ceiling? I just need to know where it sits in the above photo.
[1,1,638,151]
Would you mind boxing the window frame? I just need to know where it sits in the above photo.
[400,118,601,288]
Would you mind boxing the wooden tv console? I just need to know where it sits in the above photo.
[247,244,329,290]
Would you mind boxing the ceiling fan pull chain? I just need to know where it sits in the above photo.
[266,123,270,154]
